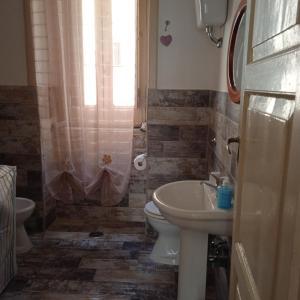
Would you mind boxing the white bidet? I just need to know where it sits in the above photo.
[16,197,35,254]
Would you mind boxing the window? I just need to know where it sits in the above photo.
[28,0,155,124]
[82,0,136,107]
[112,0,136,107]
[82,0,97,106]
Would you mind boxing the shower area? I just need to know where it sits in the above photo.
[29,0,136,223]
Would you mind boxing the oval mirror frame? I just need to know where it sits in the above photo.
[227,0,247,103]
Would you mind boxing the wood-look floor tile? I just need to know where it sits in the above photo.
[93,269,175,285]
[14,266,96,281]
[5,279,175,297]
[48,218,145,235]
[1,293,131,300]
[20,248,142,262]
[44,231,145,242]
[79,258,138,270]
[1,207,217,300]
[56,207,145,223]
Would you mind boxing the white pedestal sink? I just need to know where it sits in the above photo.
[153,180,233,300]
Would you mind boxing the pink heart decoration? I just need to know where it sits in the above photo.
[160,35,173,47]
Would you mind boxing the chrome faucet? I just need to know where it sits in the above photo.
[200,172,224,190]
[201,181,218,190]
[209,172,224,186]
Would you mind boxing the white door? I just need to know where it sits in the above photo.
[230,0,300,299]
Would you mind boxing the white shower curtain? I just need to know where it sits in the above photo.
[32,0,134,206]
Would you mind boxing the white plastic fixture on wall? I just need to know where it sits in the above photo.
[195,0,228,48]
[195,0,227,29]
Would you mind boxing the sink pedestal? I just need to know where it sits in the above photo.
[178,230,208,300]
[152,180,232,300]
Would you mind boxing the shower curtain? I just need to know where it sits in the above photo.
[32,0,134,206]
[0,166,16,293]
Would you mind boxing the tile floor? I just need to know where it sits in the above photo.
[1,207,217,300]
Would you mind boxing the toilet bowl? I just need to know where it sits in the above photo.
[16,197,35,254]
[144,201,180,265]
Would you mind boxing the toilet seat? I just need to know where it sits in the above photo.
[144,201,165,220]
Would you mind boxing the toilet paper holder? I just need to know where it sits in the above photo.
[136,153,147,166]
[134,153,148,170]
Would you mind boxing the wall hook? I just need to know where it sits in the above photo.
[164,20,171,32]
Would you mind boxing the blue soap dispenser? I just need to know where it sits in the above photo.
[217,176,233,209]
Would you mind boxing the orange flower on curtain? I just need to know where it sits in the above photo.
[102,154,112,165]
[31,0,134,206]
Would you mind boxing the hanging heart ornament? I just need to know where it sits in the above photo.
[160,34,173,47]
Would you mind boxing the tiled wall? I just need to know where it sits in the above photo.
[209,91,240,182]
[128,129,147,208]
[146,89,211,200]
[0,86,240,230]
[0,86,44,231]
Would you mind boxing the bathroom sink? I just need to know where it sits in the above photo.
[153,180,233,235]
[153,180,233,300]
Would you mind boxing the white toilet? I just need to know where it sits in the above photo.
[16,197,35,254]
[144,201,180,265]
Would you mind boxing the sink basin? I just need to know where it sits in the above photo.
[153,180,233,300]
[153,180,232,235]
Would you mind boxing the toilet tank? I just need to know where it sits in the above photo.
[195,0,228,29]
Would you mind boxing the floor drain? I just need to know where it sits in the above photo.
[89,231,104,237]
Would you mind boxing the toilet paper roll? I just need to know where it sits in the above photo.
[134,154,147,171]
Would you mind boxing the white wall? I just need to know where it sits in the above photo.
[217,0,241,92]
[0,0,237,90]
[0,0,28,86]
[157,0,221,90]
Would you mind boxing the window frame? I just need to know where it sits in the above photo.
[135,0,158,127]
